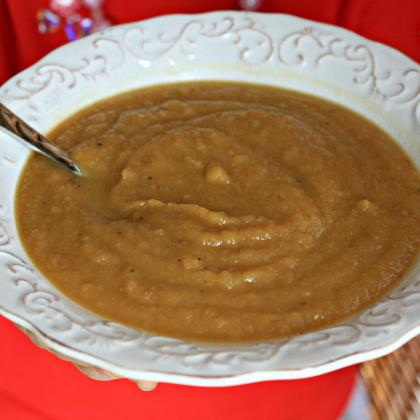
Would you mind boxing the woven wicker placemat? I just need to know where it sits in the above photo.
[361,337,420,420]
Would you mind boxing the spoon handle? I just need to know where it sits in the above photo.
[0,103,81,175]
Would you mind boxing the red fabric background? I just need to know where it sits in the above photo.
[0,317,357,420]
[0,1,418,419]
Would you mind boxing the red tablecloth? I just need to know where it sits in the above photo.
[0,1,418,419]
[0,316,357,420]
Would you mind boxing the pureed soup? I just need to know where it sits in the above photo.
[16,82,420,343]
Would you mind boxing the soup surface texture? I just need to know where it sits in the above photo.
[16,82,420,343]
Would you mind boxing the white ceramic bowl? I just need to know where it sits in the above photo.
[0,12,419,387]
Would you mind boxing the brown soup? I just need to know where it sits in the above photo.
[15,82,420,343]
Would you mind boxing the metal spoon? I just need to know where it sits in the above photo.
[0,102,81,175]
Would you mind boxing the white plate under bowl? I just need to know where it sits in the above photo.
[0,12,419,387]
